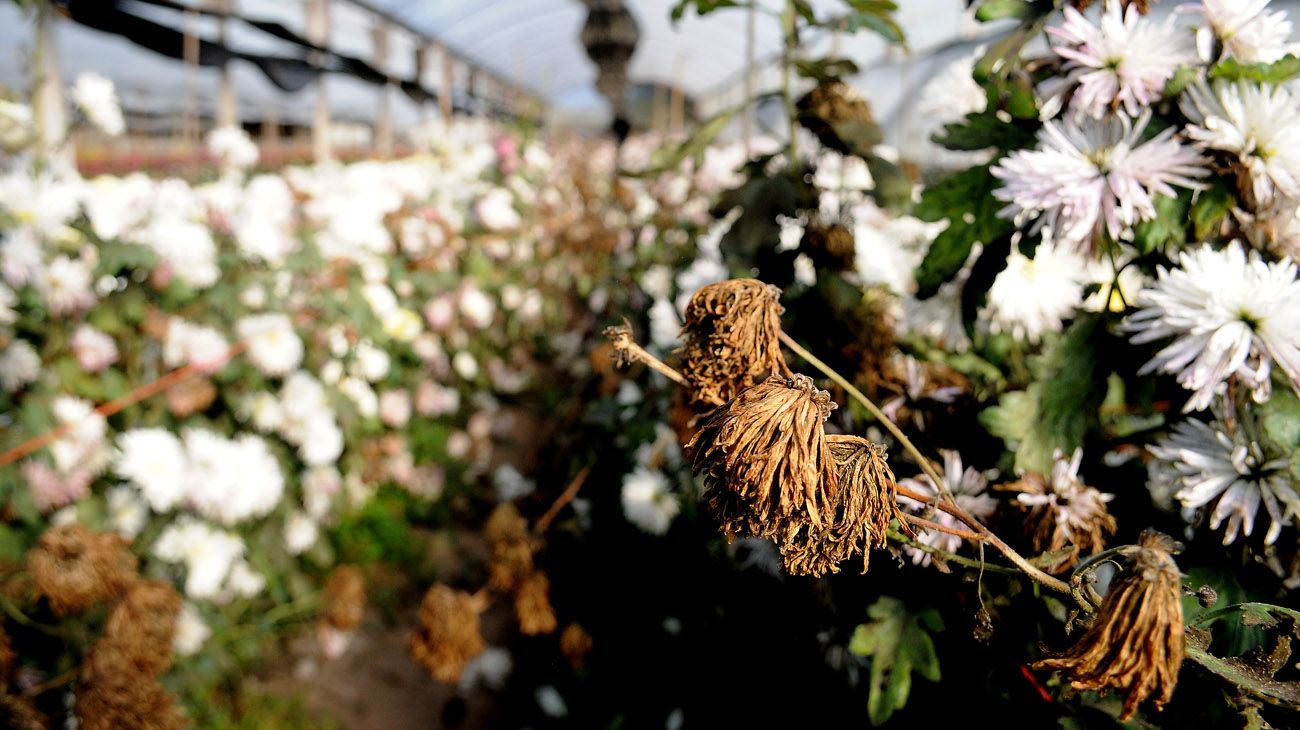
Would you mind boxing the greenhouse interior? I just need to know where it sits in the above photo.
[2,0,1300,727]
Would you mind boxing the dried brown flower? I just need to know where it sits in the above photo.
[0,693,47,730]
[560,623,593,669]
[801,223,857,272]
[75,657,189,730]
[165,377,216,418]
[409,585,486,684]
[797,81,878,155]
[485,503,535,592]
[27,525,138,616]
[1070,0,1150,13]
[1000,450,1116,573]
[0,624,13,682]
[101,580,183,677]
[515,571,558,636]
[779,435,909,577]
[680,279,792,407]
[321,566,366,632]
[1034,530,1184,720]
[689,374,838,542]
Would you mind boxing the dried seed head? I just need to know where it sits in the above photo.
[27,525,138,616]
[321,566,366,632]
[797,81,877,154]
[602,322,639,369]
[560,623,593,669]
[0,694,47,730]
[0,624,12,682]
[485,503,535,592]
[515,571,558,636]
[1034,529,1185,721]
[680,279,792,407]
[409,585,486,684]
[75,659,189,730]
[801,223,857,272]
[101,580,183,677]
[1001,450,1116,573]
[689,374,838,542]
[779,435,907,577]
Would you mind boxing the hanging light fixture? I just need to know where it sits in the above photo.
[579,0,639,116]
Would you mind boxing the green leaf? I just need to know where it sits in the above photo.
[866,154,912,213]
[1133,190,1190,254]
[670,0,740,21]
[974,0,1035,21]
[1259,387,1300,450]
[792,0,817,25]
[1035,314,1107,456]
[794,57,860,83]
[932,110,1035,152]
[1191,179,1235,241]
[1209,54,1300,84]
[634,108,738,176]
[913,164,1014,297]
[1185,643,1300,708]
[849,597,943,726]
[842,10,906,46]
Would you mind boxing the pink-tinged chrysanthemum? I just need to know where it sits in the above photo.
[1192,0,1294,65]
[1150,414,1298,545]
[1048,1,1197,119]
[897,450,997,566]
[1125,241,1300,411]
[1182,79,1300,213]
[992,111,1206,248]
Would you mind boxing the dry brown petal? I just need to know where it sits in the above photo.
[560,623,593,669]
[75,663,189,730]
[101,580,182,677]
[485,503,535,592]
[780,435,908,577]
[409,585,486,684]
[165,377,216,418]
[0,623,13,682]
[515,572,558,636]
[27,525,138,616]
[0,693,48,730]
[1001,470,1116,573]
[689,373,838,542]
[321,566,366,632]
[1034,530,1184,720]
[680,279,792,408]
[798,81,876,154]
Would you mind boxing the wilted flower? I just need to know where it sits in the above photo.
[560,623,593,669]
[680,279,792,407]
[1034,530,1184,721]
[1003,449,1116,572]
[321,566,367,632]
[898,450,998,566]
[485,503,535,592]
[28,524,138,616]
[515,571,558,636]
[102,580,183,675]
[409,584,487,683]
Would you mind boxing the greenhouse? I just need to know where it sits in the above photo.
[2,0,1300,727]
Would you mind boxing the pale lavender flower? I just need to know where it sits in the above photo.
[897,450,997,566]
[992,111,1206,248]
[1125,241,1300,411]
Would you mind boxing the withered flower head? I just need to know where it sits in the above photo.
[0,694,47,730]
[602,322,639,370]
[1070,0,1150,12]
[1034,529,1184,721]
[801,223,857,272]
[409,585,487,684]
[680,279,792,407]
[101,580,183,677]
[165,377,216,418]
[321,566,366,632]
[485,503,535,592]
[689,374,838,541]
[1001,449,1116,573]
[780,435,909,577]
[797,81,878,155]
[515,571,558,636]
[27,525,138,616]
[75,657,189,730]
[560,623,593,669]
[0,624,13,682]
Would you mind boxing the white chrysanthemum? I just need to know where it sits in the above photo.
[153,516,245,599]
[453,351,479,380]
[339,377,379,419]
[0,282,15,326]
[1046,2,1196,119]
[897,450,997,566]
[992,111,1207,247]
[983,238,1087,343]
[173,603,211,656]
[415,381,460,417]
[71,324,118,373]
[84,173,154,241]
[1182,80,1300,212]
[640,265,674,300]
[459,285,496,329]
[621,466,679,535]
[237,313,303,376]
[207,126,259,171]
[38,255,95,315]
[0,99,32,149]
[458,647,513,692]
[1194,0,1294,64]
[243,391,284,432]
[382,308,422,342]
[536,686,568,719]
[352,340,390,382]
[283,511,320,555]
[648,297,682,350]
[475,188,521,231]
[0,339,40,392]
[142,217,220,288]
[222,559,266,600]
[1150,416,1298,544]
[50,395,109,477]
[1125,242,1300,411]
[105,485,148,538]
[1015,449,1115,544]
[115,428,188,512]
[163,319,230,373]
[302,465,342,520]
[1083,253,1146,313]
[299,415,344,467]
[855,216,938,295]
[494,464,535,501]
[72,72,125,136]
[184,430,285,525]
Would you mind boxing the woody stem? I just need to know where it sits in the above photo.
[778,331,1072,596]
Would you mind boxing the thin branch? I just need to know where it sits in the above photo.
[534,465,594,535]
[604,323,687,386]
[902,513,984,541]
[886,528,1020,575]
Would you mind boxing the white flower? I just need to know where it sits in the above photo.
[0,282,15,326]
[243,392,285,432]
[918,50,987,126]
[50,396,109,477]
[415,381,460,417]
[621,466,679,535]
[1182,80,1300,212]
[0,99,33,149]
[1014,449,1115,545]
[207,126,259,171]
[992,111,1207,247]
[223,559,266,600]
[640,265,674,299]
[164,319,230,373]
[353,340,390,382]
[237,313,303,376]
[1194,0,1294,64]
[379,389,412,428]
[536,686,568,719]
[339,377,379,419]
[983,238,1087,343]
[897,450,997,566]
[184,430,285,525]
[0,339,40,392]
[39,255,95,315]
[1126,242,1300,411]
[1150,415,1298,544]
[648,297,682,350]
[475,188,521,231]
[458,647,513,692]
[142,217,220,288]
[73,72,124,136]
[453,351,479,380]
[494,465,535,501]
[1046,2,1196,119]
[71,325,118,373]
[84,173,154,240]
[382,308,422,342]
[793,254,817,287]
[284,511,320,555]
[459,285,496,329]
[115,428,189,512]
[173,603,211,656]
[106,486,148,538]
[153,516,245,599]
[302,465,342,520]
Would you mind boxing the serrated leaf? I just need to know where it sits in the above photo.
[914,164,1014,297]
[849,597,943,726]
[1133,190,1190,254]
[932,110,1035,152]
[1035,314,1107,457]
[842,10,906,46]
[1209,54,1300,84]
[1259,387,1300,450]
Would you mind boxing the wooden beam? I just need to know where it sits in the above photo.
[372,21,392,157]
[34,2,66,155]
[306,0,332,163]
[213,0,238,129]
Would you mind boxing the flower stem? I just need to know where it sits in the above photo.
[778,330,1072,596]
